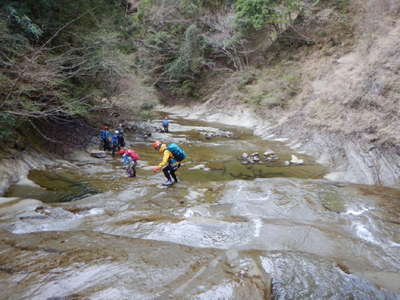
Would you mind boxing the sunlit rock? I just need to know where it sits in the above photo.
[290,155,304,165]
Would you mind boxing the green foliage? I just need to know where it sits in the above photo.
[0,0,140,130]
[6,6,43,40]
[180,0,230,10]
[166,24,203,81]
[140,102,155,111]
[0,113,16,140]
[332,0,349,12]
[234,0,303,31]
[2,0,123,43]
[130,0,312,99]
[171,80,198,97]
[237,71,257,90]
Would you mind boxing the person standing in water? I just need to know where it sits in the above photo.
[111,130,120,157]
[99,126,111,151]
[116,123,125,148]
[161,117,170,133]
[119,149,139,177]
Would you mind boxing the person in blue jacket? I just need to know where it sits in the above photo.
[161,117,170,133]
[119,149,138,177]
[99,126,111,151]
[116,123,125,147]
[111,130,120,156]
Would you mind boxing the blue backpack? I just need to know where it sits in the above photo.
[167,143,186,162]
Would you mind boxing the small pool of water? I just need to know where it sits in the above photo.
[5,117,326,202]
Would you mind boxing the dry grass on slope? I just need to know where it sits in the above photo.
[295,0,400,147]
[209,0,400,148]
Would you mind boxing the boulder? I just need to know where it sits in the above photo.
[263,150,275,157]
[269,155,279,161]
[250,152,259,157]
[290,155,304,165]
[90,151,107,159]
[265,154,279,162]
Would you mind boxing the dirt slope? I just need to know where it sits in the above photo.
[178,0,400,186]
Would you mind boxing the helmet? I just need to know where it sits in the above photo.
[115,130,119,134]
[103,126,109,130]
[151,141,161,150]
[118,149,125,155]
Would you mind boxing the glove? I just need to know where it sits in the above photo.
[152,167,161,172]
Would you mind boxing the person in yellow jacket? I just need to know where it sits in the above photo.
[151,141,180,185]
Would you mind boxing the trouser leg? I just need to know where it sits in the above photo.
[112,145,117,156]
[163,164,177,182]
[104,140,111,151]
[162,166,172,181]
[128,161,137,177]
[170,168,177,182]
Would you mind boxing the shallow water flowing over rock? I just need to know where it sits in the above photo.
[1,117,399,299]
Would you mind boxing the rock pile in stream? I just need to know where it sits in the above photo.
[200,129,233,139]
[240,150,279,164]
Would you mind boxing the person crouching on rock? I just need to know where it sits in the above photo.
[151,141,186,186]
[100,126,111,151]
[119,149,139,177]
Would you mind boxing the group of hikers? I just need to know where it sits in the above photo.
[99,123,126,156]
[99,118,185,186]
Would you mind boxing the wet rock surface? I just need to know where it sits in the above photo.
[1,117,399,299]
[89,151,107,159]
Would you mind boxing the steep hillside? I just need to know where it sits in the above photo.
[177,0,400,186]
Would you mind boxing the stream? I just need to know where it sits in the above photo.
[1,116,400,299]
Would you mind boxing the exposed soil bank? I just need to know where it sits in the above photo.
[160,104,399,187]
[160,0,400,187]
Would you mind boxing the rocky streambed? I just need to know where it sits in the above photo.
[0,117,399,299]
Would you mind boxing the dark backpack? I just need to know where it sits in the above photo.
[167,143,186,162]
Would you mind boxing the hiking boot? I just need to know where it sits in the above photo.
[162,180,173,186]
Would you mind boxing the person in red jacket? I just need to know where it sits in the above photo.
[118,149,140,177]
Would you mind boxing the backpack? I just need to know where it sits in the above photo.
[122,153,132,165]
[100,130,109,140]
[167,143,186,162]
[126,149,140,161]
